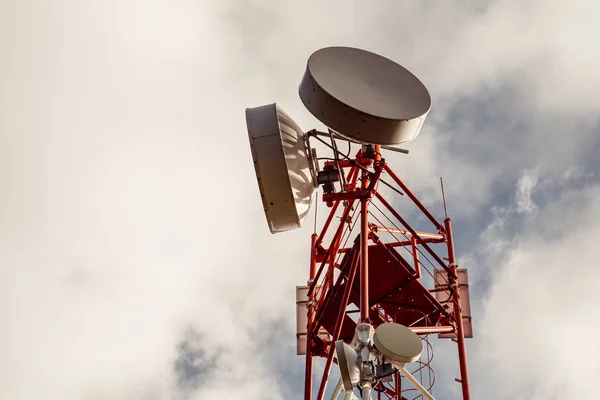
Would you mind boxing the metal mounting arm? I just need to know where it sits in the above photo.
[399,366,435,400]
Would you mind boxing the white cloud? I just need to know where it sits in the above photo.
[1,0,600,399]
[515,170,538,213]
[474,181,600,398]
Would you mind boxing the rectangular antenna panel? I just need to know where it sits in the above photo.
[296,285,331,355]
[433,269,473,339]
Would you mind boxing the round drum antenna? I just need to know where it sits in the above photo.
[299,46,431,145]
[246,103,317,233]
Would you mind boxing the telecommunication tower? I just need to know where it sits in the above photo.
[246,47,472,400]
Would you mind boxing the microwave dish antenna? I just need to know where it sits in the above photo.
[246,103,317,233]
[373,322,423,365]
[299,46,431,145]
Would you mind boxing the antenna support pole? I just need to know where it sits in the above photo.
[445,218,471,400]
[305,233,318,400]
[360,167,370,323]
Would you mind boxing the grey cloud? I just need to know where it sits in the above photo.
[173,329,219,397]
[472,181,600,398]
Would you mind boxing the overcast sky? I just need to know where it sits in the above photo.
[1,1,599,399]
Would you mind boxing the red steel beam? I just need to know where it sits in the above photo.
[408,325,454,334]
[360,158,382,323]
[304,234,318,400]
[337,236,443,253]
[316,246,361,400]
[360,193,370,323]
[445,218,471,400]
[308,197,356,299]
[395,372,401,400]
[411,236,421,279]
[374,191,457,280]
[383,164,443,232]
[316,197,341,248]
[371,225,445,241]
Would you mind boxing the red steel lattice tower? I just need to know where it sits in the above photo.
[297,143,472,400]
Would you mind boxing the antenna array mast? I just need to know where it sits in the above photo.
[299,137,471,400]
[246,47,472,400]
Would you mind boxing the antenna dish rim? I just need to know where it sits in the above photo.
[307,46,431,121]
[299,46,431,146]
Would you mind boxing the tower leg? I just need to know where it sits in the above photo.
[445,218,471,400]
[305,234,318,400]
[360,167,370,323]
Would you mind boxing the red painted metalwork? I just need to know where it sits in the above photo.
[305,233,318,400]
[316,245,361,400]
[409,325,454,334]
[302,147,472,400]
[371,226,445,241]
[360,163,371,324]
[445,218,471,400]
[382,164,443,231]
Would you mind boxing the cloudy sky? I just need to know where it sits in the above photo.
[1,0,599,399]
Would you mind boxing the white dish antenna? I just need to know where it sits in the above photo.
[333,323,436,400]
[374,323,435,400]
[299,47,431,145]
[373,322,423,364]
[246,103,317,233]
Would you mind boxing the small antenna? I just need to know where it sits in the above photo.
[440,177,448,219]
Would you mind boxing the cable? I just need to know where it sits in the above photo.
[309,134,404,197]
